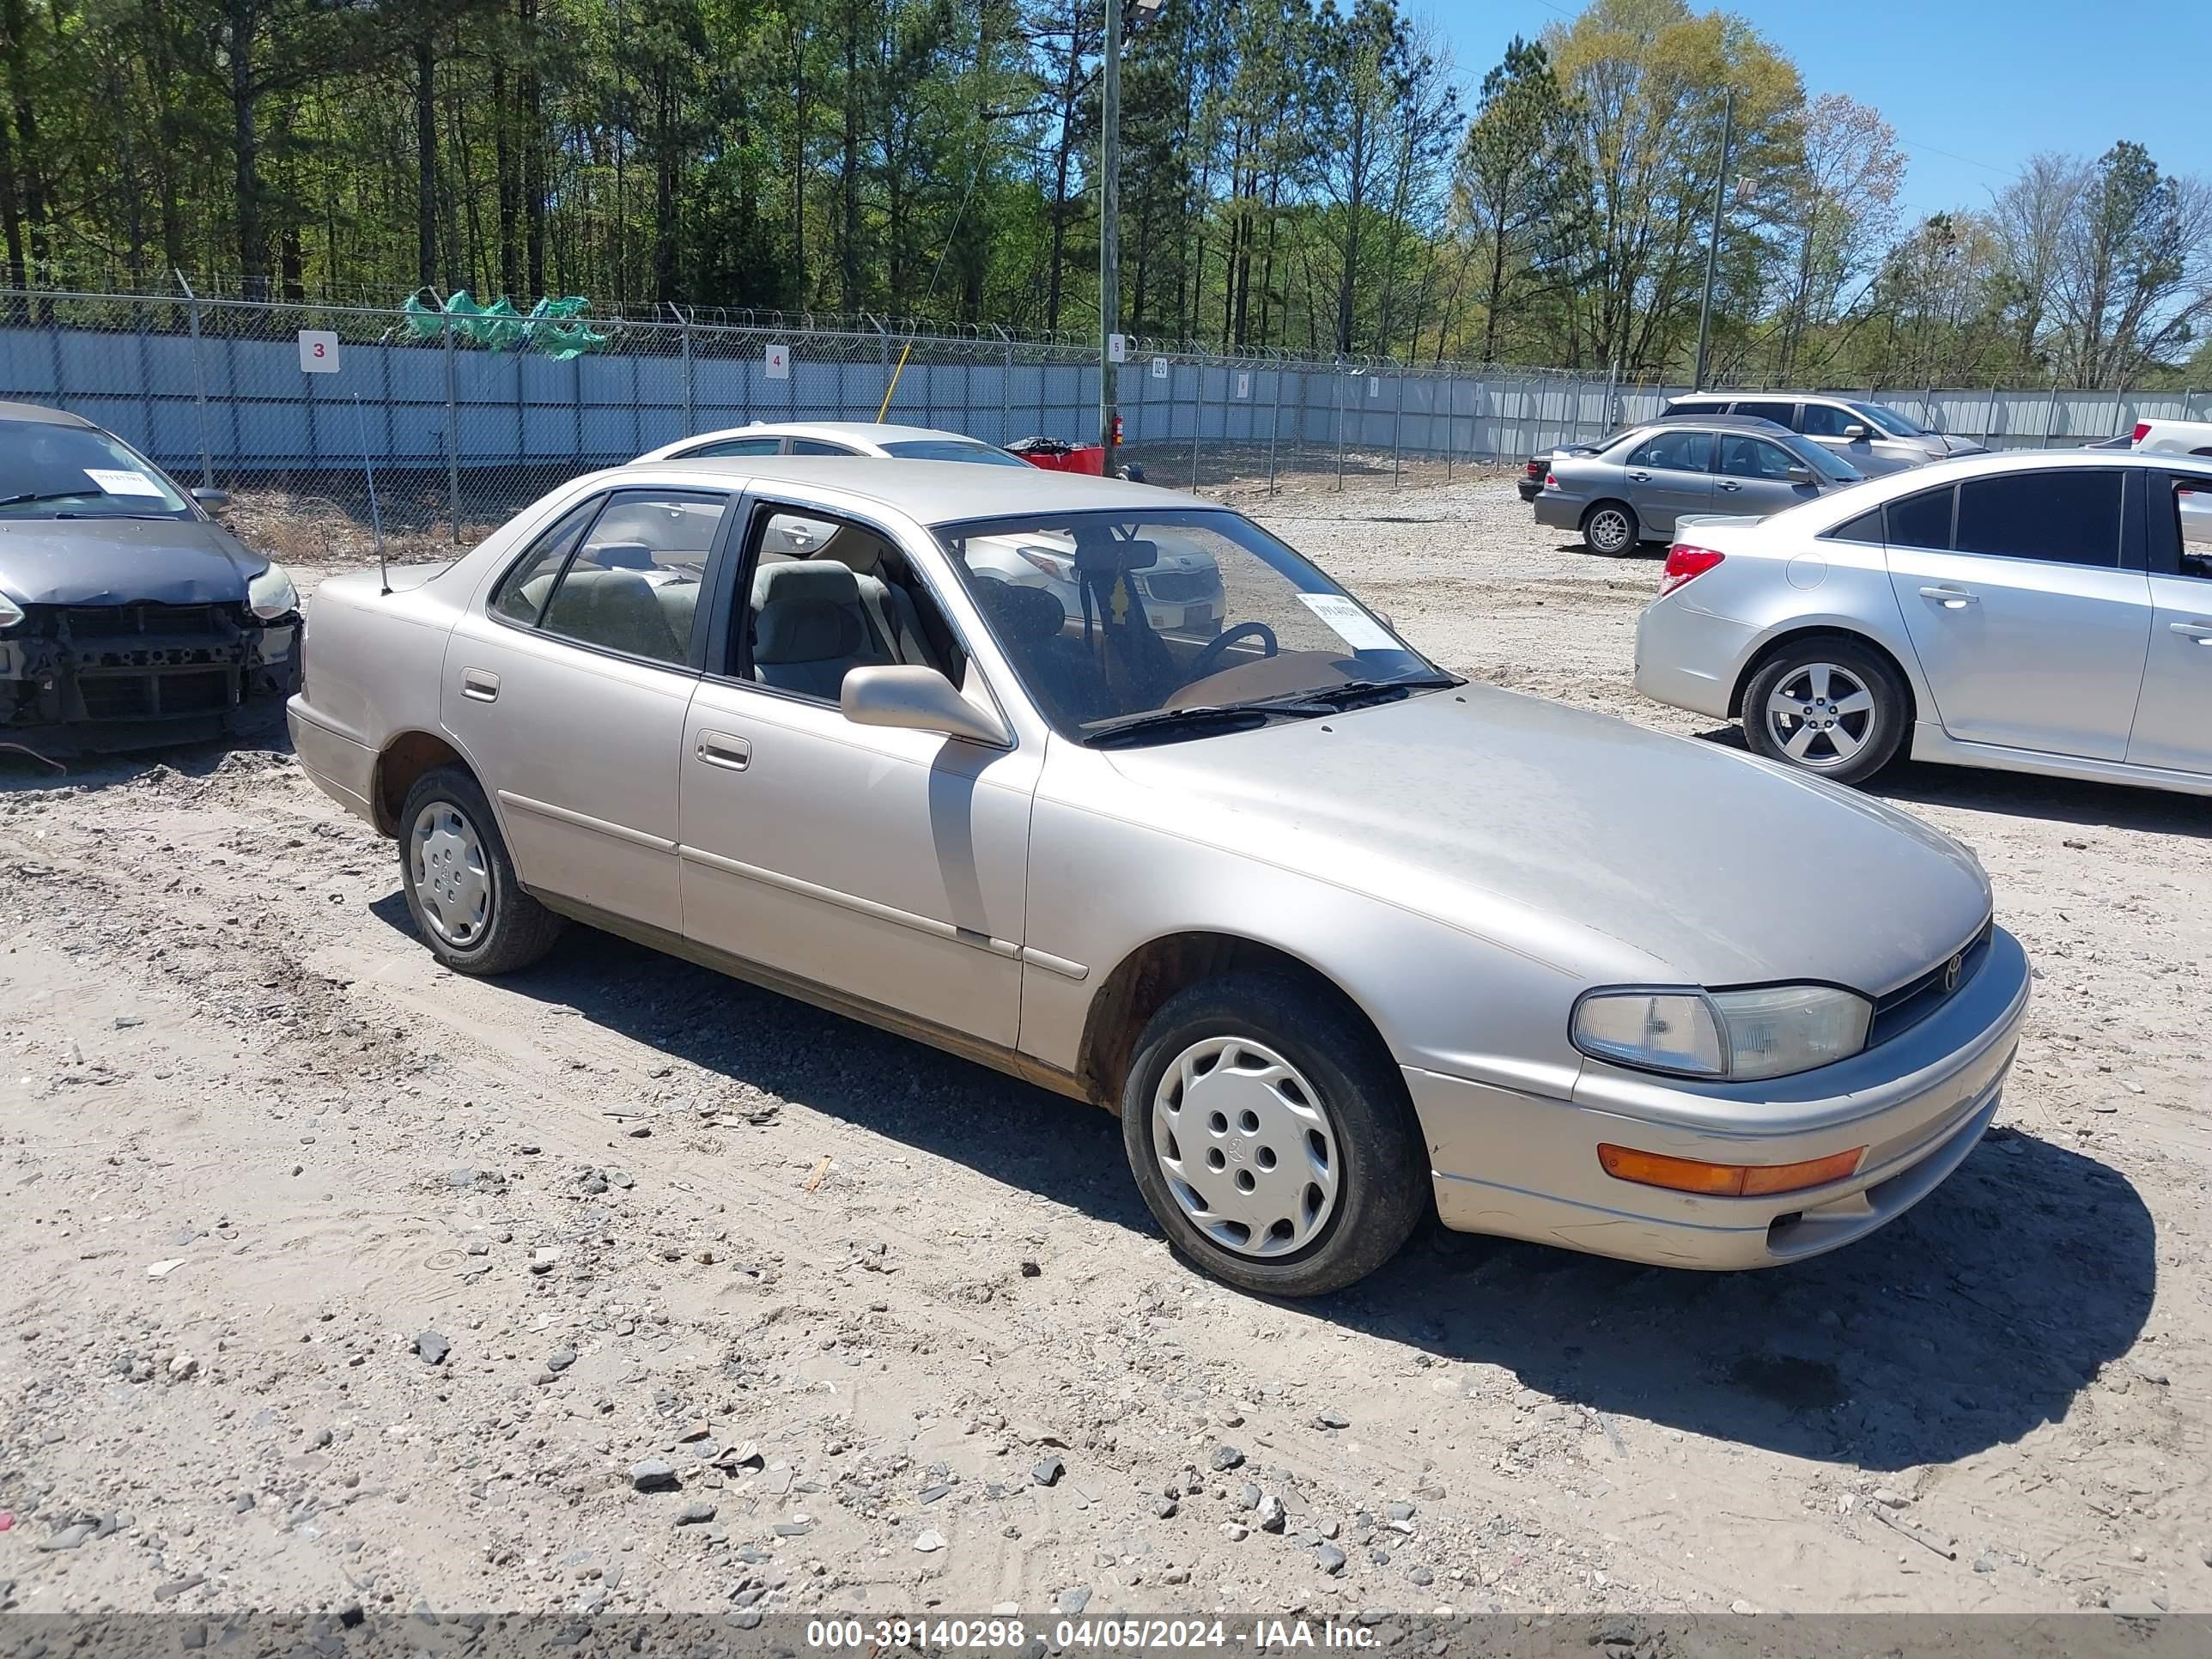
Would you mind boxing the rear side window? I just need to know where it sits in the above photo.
[1668,400,1725,418]
[535,489,732,665]
[1627,429,1711,471]
[1886,486,1954,551]
[1824,507,1884,545]
[1735,400,1797,429]
[789,438,858,456]
[685,436,782,458]
[1954,471,2122,568]
[493,497,602,625]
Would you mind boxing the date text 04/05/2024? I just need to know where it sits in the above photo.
[804,1618,1382,1650]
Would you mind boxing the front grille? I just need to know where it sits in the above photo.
[1869,915,1994,1045]
[64,604,229,640]
[1142,571,1213,603]
[76,668,239,721]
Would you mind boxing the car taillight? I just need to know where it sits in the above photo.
[1525,459,1543,478]
[2131,422,2150,444]
[1543,471,1559,489]
[1659,544,1724,595]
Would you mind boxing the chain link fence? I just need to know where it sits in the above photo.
[3,287,2206,563]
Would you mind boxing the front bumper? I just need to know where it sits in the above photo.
[0,604,301,755]
[1412,926,2032,1270]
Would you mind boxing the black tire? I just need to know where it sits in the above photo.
[1740,635,1911,787]
[398,764,564,975]
[1581,499,1638,555]
[1119,971,1427,1297]
[1118,462,1147,483]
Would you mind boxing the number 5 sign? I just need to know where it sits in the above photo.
[297,330,340,374]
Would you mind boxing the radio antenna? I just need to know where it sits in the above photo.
[352,392,390,595]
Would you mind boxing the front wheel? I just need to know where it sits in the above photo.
[1120,973,1428,1297]
[1581,500,1638,556]
[1740,637,1910,786]
[398,765,565,975]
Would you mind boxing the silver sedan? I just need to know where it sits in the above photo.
[289,459,2027,1294]
[1635,448,2212,796]
[1534,416,1868,554]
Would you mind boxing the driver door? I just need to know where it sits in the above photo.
[676,497,1039,1047]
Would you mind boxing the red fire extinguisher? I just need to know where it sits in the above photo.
[1112,414,1124,446]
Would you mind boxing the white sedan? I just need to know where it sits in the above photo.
[636,419,1030,467]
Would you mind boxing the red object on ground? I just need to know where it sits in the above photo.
[1018,443,1107,477]
[0,1511,13,1532]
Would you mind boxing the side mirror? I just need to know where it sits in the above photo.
[1787,465,1815,485]
[191,487,231,508]
[841,665,1010,746]
[1840,423,1869,441]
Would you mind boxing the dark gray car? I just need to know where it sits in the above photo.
[1532,416,1868,553]
[0,401,301,757]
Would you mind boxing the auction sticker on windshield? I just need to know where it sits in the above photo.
[1297,592,1398,652]
[84,469,167,496]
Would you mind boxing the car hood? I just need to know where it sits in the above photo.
[1929,434,1984,458]
[1097,684,1990,995]
[0,517,264,606]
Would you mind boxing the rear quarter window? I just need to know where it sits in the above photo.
[1886,486,1955,551]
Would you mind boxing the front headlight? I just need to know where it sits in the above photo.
[247,563,298,620]
[1572,983,1871,1081]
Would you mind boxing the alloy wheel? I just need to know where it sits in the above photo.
[1586,507,1632,554]
[1765,661,1876,770]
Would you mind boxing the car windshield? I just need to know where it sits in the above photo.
[881,439,1028,466]
[1782,433,1865,482]
[936,508,1453,743]
[1848,401,1927,439]
[0,419,193,519]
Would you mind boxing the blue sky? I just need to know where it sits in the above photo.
[1423,1,2212,222]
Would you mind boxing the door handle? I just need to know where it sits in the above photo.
[695,731,751,771]
[1919,586,1978,610]
[1627,470,1650,482]
[1716,480,1743,492]
[461,668,500,702]
[2171,622,2212,643]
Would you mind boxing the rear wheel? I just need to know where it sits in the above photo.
[1741,637,1910,786]
[398,765,564,975]
[1120,972,1427,1297]
[1581,500,1638,555]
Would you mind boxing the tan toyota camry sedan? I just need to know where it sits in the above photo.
[289,459,2027,1296]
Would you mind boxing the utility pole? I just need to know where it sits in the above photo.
[1692,88,1735,392]
[1099,0,1125,475]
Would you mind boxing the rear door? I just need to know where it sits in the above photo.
[2126,470,2212,775]
[1731,398,1800,433]
[1714,432,1821,516]
[1883,468,2152,761]
[1620,428,1715,534]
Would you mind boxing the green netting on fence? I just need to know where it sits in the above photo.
[400,292,608,358]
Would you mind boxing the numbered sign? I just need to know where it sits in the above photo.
[1235,371,1251,400]
[765,343,790,380]
[1107,333,1128,364]
[298,331,340,374]
[1368,375,1382,398]
[1151,356,1170,380]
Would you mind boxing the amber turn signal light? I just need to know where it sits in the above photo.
[1596,1143,1865,1198]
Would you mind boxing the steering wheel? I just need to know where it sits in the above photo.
[1186,621,1278,684]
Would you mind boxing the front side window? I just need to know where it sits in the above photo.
[935,509,1451,741]
[879,439,1028,466]
[1850,401,1927,438]
[505,489,727,664]
[1801,403,1857,438]
[736,505,957,702]
[0,418,192,520]
[1954,470,2122,568]
[1887,485,1954,550]
[1627,429,1711,472]
[1717,435,1800,480]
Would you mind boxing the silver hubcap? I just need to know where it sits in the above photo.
[1588,509,1631,552]
[1766,662,1876,769]
[1151,1036,1340,1259]
[410,801,492,946]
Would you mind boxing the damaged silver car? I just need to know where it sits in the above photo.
[0,401,301,757]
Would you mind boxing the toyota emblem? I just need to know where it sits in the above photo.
[1942,953,1964,994]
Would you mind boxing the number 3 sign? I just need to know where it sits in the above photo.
[298,331,340,374]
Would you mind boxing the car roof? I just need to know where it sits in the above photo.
[0,399,94,428]
[623,455,1189,524]
[1643,413,1797,431]
[672,421,991,447]
[1665,391,1870,405]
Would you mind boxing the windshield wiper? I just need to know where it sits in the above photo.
[0,489,97,508]
[1082,703,1288,747]
[1254,675,1458,713]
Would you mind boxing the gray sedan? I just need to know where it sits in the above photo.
[0,400,301,757]
[1636,448,2212,795]
[1534,416,1867,554]
[290,459,2027,1294]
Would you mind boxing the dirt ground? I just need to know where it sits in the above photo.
[2,469,2207,1624]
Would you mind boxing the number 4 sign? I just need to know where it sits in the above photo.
[297,330,340,374]
[765,343,790,380]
